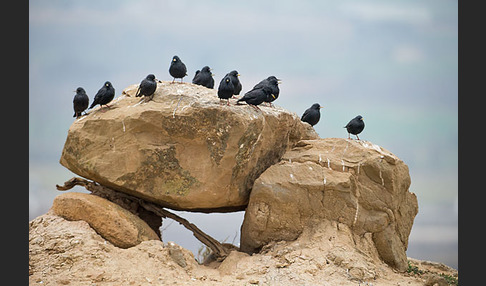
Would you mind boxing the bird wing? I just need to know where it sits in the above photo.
[252,79,268,90]
[139,79,151,93]
[242,90,258,100]
[234,82,242,94]
[73,94,82,104]
[192,70,201,83]
[237,93,251,103]
[89,88,105,108]
[94,87,106,100]
[301,109,310,120]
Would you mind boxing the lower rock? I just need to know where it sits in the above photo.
[240,138,418,272]
[50,192,160,248]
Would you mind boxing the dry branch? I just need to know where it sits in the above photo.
[56,177,231,260]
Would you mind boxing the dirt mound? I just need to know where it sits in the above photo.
[29,213,457,285]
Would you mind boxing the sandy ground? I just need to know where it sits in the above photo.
[29,213,458,285]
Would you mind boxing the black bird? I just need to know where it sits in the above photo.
[217,75,235,105]
[73,87,89,118]
[344,115,365,140]
[301,103,324,126]
[226,70,242,96]
[89,81,115,110]
[135,74,158,101]
[169,55,187,83]
[236,85,274,110]
[192,66,214,89]
[247,76,281,107]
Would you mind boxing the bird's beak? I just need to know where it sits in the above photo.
[320,106,324,109]
[277,79,282,84]
[173,58,176,62]
[237,74,241,77]
[272,94,276,99]
[360,117,364,120]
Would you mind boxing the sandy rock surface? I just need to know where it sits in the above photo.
[60,81,317,212]
[51,192,159,248]
[241,138,418,271]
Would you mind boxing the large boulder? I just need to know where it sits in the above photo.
[60,81,318,212]
[240,138,418,271]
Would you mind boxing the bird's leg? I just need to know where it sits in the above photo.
[250,104,261,111]
[142,94,154,103]
[172,78,176,83]
[348,133,351,140]
[226,99,230,106]
[356,135,360,140]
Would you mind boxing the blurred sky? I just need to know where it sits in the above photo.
[29,0,458,268]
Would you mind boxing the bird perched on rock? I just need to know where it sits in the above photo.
[192,66,214,89]
[217,75,235,105]
[301,103,324,126]
[344,115,365,140]
[247,76,281,107]
[72,87,89,118]
[89,81,115,110]
[236,85,274,110]
[225,70,242,96]
[135,74,158,101]
[169,55,187,83]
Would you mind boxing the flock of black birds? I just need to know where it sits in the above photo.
[72,55,365,140]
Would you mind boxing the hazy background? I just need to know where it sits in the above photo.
[29,0,458,268]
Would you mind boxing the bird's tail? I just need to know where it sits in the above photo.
[135,86,141,97]
[89,102,96,109]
